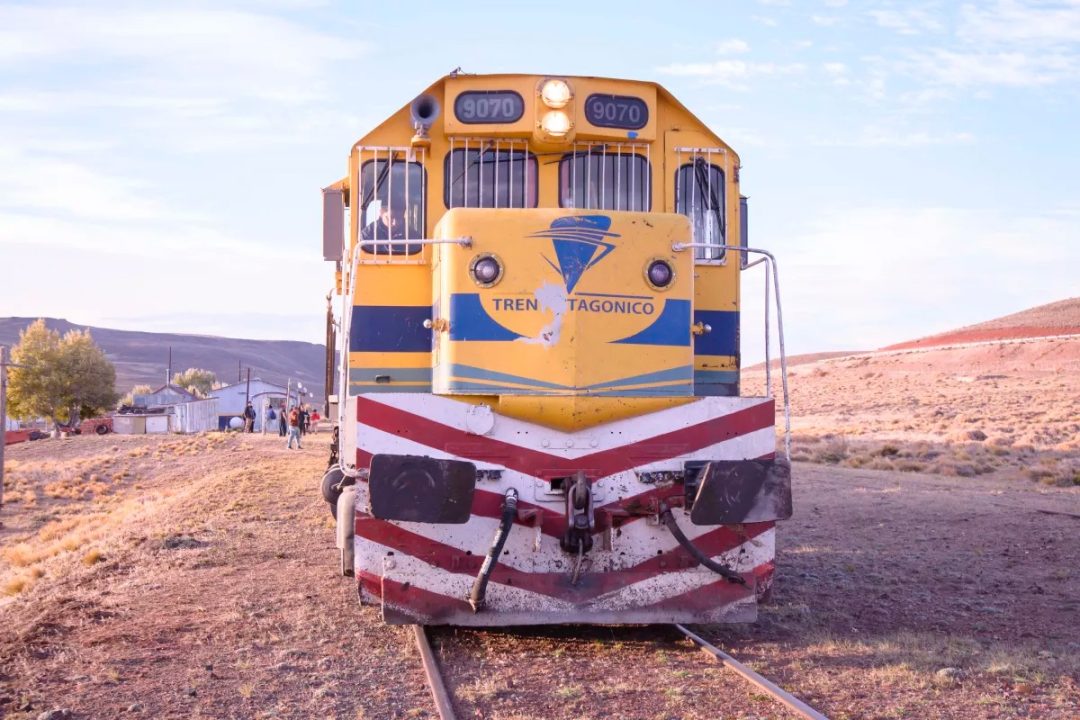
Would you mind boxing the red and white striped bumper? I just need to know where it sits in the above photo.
[351,394,780,625]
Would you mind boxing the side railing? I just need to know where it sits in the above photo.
[672,242,791,461]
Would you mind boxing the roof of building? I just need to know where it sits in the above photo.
[148,383,199,399]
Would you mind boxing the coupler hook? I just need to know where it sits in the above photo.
[468,488,518,612]
[561,472,594,584]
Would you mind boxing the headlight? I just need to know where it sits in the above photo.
[540,110,572,137]
[540,79,572,109]
[645,259,674,289]
[470,254,503,287]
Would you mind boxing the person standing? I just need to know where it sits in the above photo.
[278,403,287,437]
[243,402,256,433]
[262,402,275,435]
[299,405,309,437]
[286,405,302,449]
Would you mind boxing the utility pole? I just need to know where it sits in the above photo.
[1,345,8,512]
[245,368,251,404]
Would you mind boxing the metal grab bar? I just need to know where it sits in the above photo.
[360,237,473,248]
[671,242,791,461]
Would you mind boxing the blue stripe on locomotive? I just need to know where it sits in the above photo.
[350,305,432,352]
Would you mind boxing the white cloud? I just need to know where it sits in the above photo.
[913,49,1078,87]
[0,6,360,97]
[868,7,944,35]
[823,61,849,85]
[716,39,751,54]
[811,126,975,147]
[0,5,366,152]
[811,15,840,27]
[824,0,848,6]
[745,206,1080,356]
[958,0,1080,45]
[655,60,806,89]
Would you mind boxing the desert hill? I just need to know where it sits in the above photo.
[883,297,1080,350]
[0,318,327,400]
[746,298,1080,486]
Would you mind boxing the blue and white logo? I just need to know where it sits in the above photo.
[528,215,619,293]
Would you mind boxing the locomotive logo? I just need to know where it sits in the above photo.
[528,215,619,294]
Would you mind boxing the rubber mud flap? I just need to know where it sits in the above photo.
[369,454,477,524]
[689,457,793,525]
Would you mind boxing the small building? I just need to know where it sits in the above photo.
[210,379,299,431]
[133,384,199,408]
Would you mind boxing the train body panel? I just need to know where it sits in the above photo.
[321,72,792,625]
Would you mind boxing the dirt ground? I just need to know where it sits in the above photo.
[1,431,1077,719]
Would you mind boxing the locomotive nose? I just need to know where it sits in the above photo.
[429,208,694,426]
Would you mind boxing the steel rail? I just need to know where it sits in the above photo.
[413,625,457,720]
[674,624,830,720]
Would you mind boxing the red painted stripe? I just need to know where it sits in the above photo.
[645,575,757,611]
[356,396,773,480]
[355,513,772,603]
[360,566,768,621]
[357,570,475,624]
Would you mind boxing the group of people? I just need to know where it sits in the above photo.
[242,400,320,449]
[265,402,319,450]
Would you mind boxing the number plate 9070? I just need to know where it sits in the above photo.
[585,94,648,130]
[454,91,525,124]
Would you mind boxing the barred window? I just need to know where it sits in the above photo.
[358,158,425,255]
[444,145,537,208]
[675,159,725,261]
[559,148,651,211]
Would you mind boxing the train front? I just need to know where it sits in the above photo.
[322,74,792,625]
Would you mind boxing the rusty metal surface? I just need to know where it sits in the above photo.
[674,624,830,720]
[413,625,457,720]
[369,454,476,523]
[689,458,792,525]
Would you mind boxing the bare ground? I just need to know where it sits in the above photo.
[1,433,1078,719]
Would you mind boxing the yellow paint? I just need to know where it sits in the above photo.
[432,208,693,395]
[495,395,694,432]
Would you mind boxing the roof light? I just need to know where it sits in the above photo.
[540,79,572,109]
[540,110,571,137]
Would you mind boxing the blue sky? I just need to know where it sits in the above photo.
[0,0,1077,362]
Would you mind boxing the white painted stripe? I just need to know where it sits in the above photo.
[357,532,773,611]
[356,422,775,486]
[358,393,773,458]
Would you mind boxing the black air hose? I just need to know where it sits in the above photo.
[468,488,519,612]
[659,504,746,585]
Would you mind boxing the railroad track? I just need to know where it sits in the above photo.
[412,624,830,720]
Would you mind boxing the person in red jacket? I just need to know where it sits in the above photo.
[286,406,302,450]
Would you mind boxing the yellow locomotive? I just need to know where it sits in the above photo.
[321,73,791,625]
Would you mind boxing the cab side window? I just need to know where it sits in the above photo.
[675,159,725,261]
[359,159,425,255]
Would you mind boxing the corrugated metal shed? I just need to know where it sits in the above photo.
[170,398,219,434]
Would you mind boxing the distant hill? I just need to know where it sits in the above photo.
[882,298,1080,351]
[0,318,328,400]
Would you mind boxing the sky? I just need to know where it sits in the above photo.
[0,0,1077,363]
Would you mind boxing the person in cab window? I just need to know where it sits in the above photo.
[360,197,420,255]
[361,199,404,247]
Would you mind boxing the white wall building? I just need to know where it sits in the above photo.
[210,379,301,431]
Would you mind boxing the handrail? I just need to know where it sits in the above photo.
[360,237,473,248]
[671,242,791,461]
